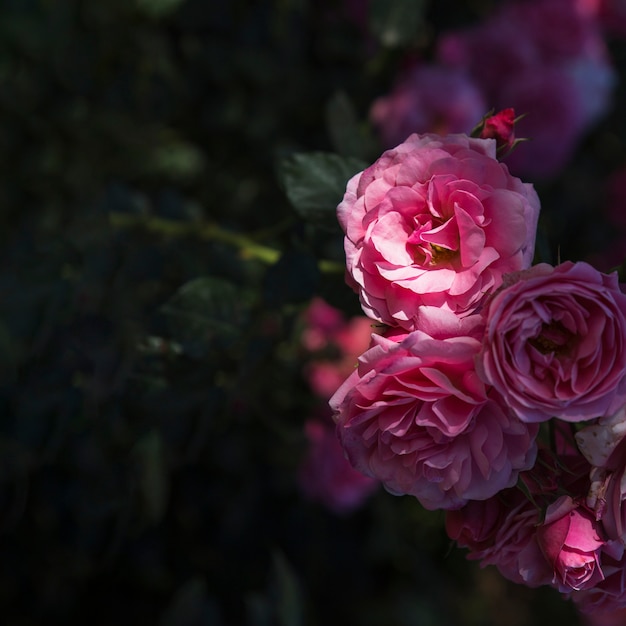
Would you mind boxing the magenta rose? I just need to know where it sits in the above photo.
[447,486,553,587]
[537,496,606,592]
[337,133,540,330]
[329,308,538,510]
[477,261,626,423]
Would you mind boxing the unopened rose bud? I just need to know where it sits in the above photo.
[472,108,528,157]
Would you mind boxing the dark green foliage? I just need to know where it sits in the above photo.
[1,0,622,625]
[279,152,368,229]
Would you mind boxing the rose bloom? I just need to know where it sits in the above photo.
[369,63,486,149]
[537,496,606,592]
[448,489,553,587]
[577,407,626,545]
[477,261,626,423]
[329,308,538,510]
[449,450,606,591]
[337,133,540,330]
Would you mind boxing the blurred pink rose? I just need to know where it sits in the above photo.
[478,262,626,423]
[370,64,486,148]
[591,0,626,38]
[437,0,614,179]
[298,411,378,515]
[301,297,345,352]
[537,497,606,592]
[301,298,375,399]
[337,133,540,330]
[498,67,587,177]
[329,308,538,510]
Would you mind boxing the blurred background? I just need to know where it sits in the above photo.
[2,0,626,624]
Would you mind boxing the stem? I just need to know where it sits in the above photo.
[108,212,344,272]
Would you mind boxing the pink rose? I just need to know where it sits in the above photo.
[577,408,626,545]
[337,133,540,329]
[298,410,379,515]
[537,497,606,592]
[478,262,626,423]
[329,308,538,510]
[573,552,626,616]
[449,450,602,590]
[447,486,553,587]
[369,63,486,148]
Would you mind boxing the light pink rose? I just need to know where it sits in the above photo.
[537,496,606,592]
[329,308,538,510]
[369,63,486,148]
[298,410,379,515]
[337,133,540,329]
[477,261,626,423]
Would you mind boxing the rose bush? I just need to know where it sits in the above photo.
[329,308,538,510]
[337,133,540,330]
[477,261,626,423]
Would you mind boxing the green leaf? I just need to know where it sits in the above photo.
[369,0,426,47]
[160,276,255,354]
[279,152,367,227]
[325,91,375,160]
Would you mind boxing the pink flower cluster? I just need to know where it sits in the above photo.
[330,130,626,614]
[371,0,615,179]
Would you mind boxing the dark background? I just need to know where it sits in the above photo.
[0,1,624,624]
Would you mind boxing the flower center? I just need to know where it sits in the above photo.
[528,321,575,356]
[429,244,457,266]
